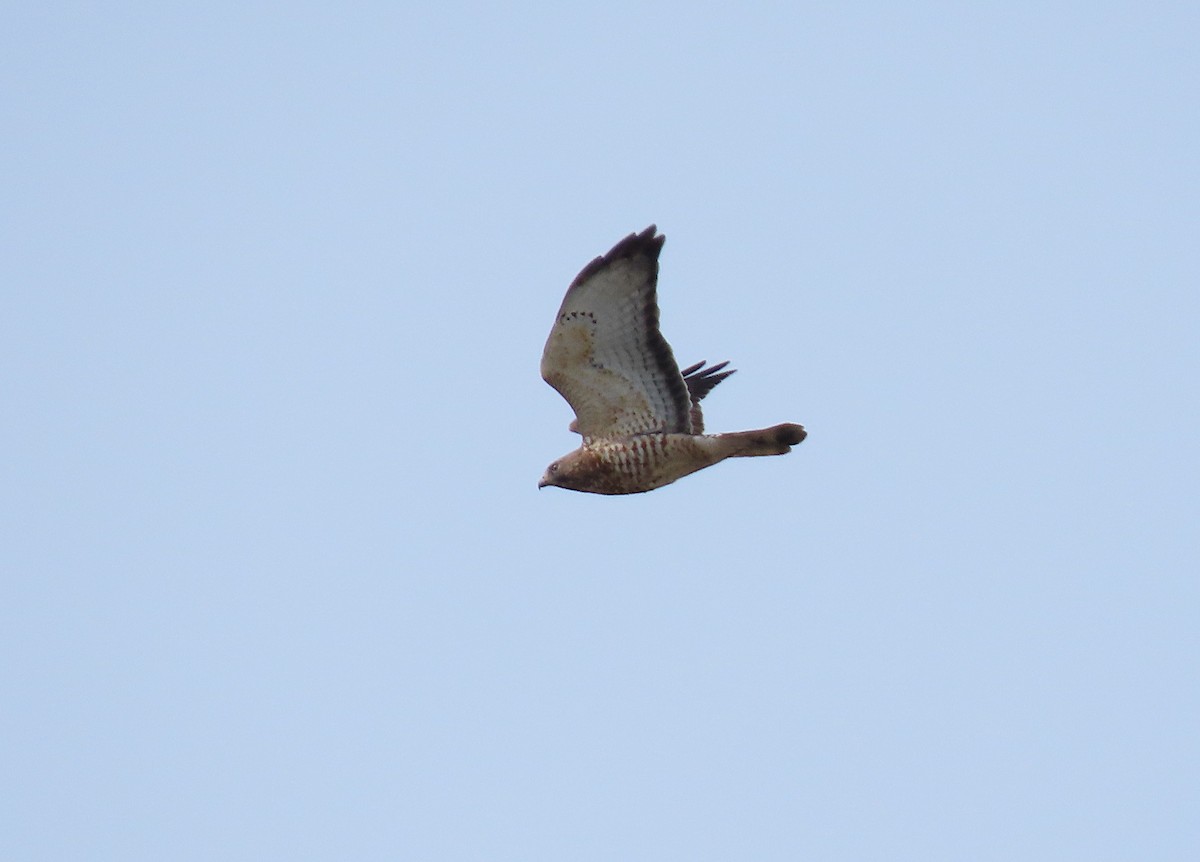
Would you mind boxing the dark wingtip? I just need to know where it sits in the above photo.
[682,360,737,402]
[569,226,664,289]
[619,224,663,258]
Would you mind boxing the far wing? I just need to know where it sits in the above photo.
[680,360,735,434]
[540,226,692,439]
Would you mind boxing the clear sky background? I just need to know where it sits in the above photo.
[3,3,1197,860]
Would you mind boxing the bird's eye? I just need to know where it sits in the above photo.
[548,463,559,473]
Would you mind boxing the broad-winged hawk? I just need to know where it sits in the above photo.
[539,226,806,495]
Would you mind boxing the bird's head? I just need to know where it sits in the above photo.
[538,448,602,492]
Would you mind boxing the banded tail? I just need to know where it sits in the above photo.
[718,423,807,457]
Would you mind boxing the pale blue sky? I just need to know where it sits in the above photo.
[3,3,1198,860]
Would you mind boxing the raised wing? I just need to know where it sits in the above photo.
[541,226,692,439]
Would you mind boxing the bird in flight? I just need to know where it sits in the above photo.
[539,226,806,495]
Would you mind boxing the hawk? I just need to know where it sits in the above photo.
[539,225,806,495]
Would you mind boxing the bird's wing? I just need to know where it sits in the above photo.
[541,226,693,439]
[679,360,735,434]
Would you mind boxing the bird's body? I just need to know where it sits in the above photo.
[539,226,805,495]
[542,427,805,495]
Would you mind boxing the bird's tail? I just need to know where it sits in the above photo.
[719,423,807,457]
